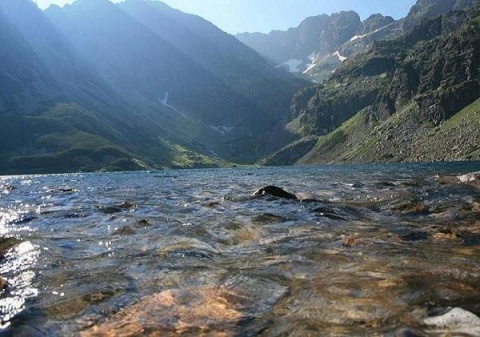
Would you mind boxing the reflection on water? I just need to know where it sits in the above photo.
[0,241,39,329]
[0,162,479,336]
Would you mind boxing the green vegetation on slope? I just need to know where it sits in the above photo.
[284,6,480,165]
[299,99,480,164]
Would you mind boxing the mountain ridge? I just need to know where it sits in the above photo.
[236,0,478,82]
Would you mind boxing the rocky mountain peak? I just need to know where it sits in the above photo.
[358,14,395,35]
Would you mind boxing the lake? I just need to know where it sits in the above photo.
[1,162,480,336]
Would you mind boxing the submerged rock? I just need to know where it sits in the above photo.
[400,231,429,241]
[390,200,429,215]
[101,202,136,214]
[252,186,298,200]
[112,226,136,235]
[437,172,480,186]
[0,276,7,291]
[134,219,152,228]
[253,213,289,224]
[80,287,243,336]
[0,237,21,258]
[424,307,480,333]
[457,172,480,184]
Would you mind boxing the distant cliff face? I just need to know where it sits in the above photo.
[236,11,364,74]
[237,0,477,82]
[262,5,480,165]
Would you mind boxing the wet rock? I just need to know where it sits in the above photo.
[400,231,429,241]
[157,239,219,259]
[320,213,346,221]
[252,186,298,200]
[112,226,136,235]
[134,219,152,228]
[375,181,396,188]
[299,198,322,203]
[45,289,118,320]
[457,172,480,184]
[342,237,358,247]
[391,200,429,215]
[203,201,221,207]
[0,276,8,291]
[101,202,135,214]
[393,327,427,337]
[424,307,480,330]
[232,226,260,244]
[253,213,288,224]
[58,187,76,193]
[433,227,458,241]
[13,215,38,224]
[0,236,21,258]
[458,231,480,246]
[313,207,346,220]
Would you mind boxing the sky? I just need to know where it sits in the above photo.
[33,0,417,34]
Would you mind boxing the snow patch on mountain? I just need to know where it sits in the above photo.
[159,92,186,117]
[350,34,367,41]
[334,51,347,62]
[210,125,234,136]
[303,53,321,74]
[277,59,303,73]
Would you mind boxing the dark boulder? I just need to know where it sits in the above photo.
[252,186,298,200]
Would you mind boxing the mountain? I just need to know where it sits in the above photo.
[237,0,477,82]
[118,0,300,127]
[45,0,304,161]
[0,0,155,174]
[0,0,305,174]
[237,11,365,78]
[261,4,480,165]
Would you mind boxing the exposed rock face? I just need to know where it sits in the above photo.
[273,5,480,165]
[236,11,361,73]
[404,0,458,30]
[318,11,361,53]
[237,0,478,83]
[358,14,395,35]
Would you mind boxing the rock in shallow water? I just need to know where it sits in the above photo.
[80,287,243,336]
[252,186,298,200]
[112,226,136,235]
[424,307,480,334]
[457,172,480,184]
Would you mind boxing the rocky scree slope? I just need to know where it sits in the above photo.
[261,6,480,165]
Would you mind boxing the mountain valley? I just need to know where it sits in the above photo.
[0,0,479,174]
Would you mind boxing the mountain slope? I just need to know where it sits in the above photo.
[263,5,480,165]
[0,0,307,174]
[46,0,305,162]
[0,0,229,173]
[119,0,301,126]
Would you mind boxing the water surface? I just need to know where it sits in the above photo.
[1,162,480,336]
